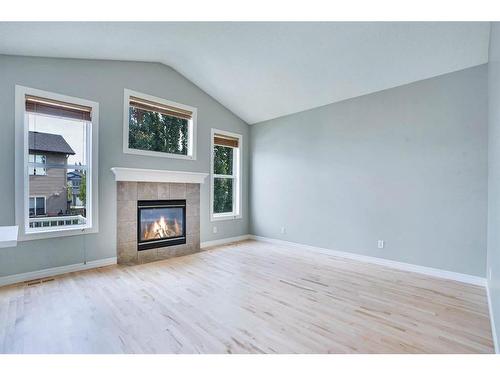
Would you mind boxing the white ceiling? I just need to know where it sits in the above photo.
[0,22,491,124]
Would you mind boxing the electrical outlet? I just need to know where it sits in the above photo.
[280,226,286,234]
[213,226,217,234]
[377,240,384,249]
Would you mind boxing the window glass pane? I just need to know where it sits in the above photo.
[214,177,233,214]
[214,145,234,175]
[28,154,47,176]
[67,169,87,212]
[29,166,47,176]
[128,107,189,155]
[29,197,35,216]
[28,113,87,166]
[27,111,88,230]
[35,197,45,215]
[28,166,87,229]
[24,95,92,233]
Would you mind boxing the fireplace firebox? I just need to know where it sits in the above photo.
[137,200,186,251]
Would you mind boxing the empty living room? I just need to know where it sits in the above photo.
[1,1,500,372]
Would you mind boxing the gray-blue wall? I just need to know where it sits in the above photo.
[250,65,488,277]
[0,55,249,277]
[488,22,500,351]
[0,55,491,285]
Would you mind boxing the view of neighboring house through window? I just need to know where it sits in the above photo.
[124,90,197,159]
[211,130,242,220]
[25,94,91,231]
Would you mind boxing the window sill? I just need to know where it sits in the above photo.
[19,225,98,241]
[210,214,242,222]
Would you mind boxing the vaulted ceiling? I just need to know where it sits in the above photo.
[0,22,491,124]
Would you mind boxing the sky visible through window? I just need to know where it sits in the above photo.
[28,113,87,165]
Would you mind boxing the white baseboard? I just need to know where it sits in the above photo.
[0,257,117,288]
[250,235,487,287]
[201,234,252,249]
[487,283,499,354]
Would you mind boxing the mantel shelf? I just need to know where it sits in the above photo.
[110,167,208,184]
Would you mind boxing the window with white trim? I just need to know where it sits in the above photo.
[15,86,99,239]
[29,196,46,216]
[123,89,197,160]
[211,129,242,221]
[28,154,47,175]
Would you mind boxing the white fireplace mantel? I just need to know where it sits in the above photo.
[111,167,208,184]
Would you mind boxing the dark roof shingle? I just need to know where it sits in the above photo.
[29,131,75,155]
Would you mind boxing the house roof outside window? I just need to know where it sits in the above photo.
[29,131,75,155]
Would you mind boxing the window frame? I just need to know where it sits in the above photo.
[15,85,99,241]
[123,89,197,161]
[29,196,46,216]
[28,153,47,176]
[210,128,243,222]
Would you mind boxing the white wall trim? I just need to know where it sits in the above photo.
[250,235,487,287]
[0,226,18,248]
[201,234,252,249]
[210,128,243,222]
[0,257,117,288]
[487,283,499,354]
[15,85,99,242]
[111,167,208,184]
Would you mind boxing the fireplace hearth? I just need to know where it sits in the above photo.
[137,199,186,251]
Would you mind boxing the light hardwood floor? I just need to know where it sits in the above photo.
[0,240,494,353]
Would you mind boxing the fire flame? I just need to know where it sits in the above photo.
[142,216,182,241]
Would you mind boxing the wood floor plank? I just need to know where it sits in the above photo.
[0,240,494,353]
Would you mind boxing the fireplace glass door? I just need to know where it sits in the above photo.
[137,200,186,250]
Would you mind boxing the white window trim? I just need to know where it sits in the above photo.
[29,196,46,216]
[15,85,99,241]
[123,89,197,161]
[210,128,243,222]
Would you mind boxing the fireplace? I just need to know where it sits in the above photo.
[137,199,186,251]
[115,180,202,265]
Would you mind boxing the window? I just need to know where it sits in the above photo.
[29,196,46,216]
[210,129,242,221]
[28,154,47,175]
[123,89,197,160]
[15,86,99,240]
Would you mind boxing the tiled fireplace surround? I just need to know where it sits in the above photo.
[116,181,201,265]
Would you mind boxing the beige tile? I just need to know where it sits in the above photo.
[117,221,136,244]
[157,247,176,260]
[138,182,159,200]
[138,249,158,264]
[158,183,170,199]
[117,242,138,265]
[171,243,191,257]
[117,182,137,201]
[187,234,201,251]
[117,200,136,223]
[186,216,200,234]
[186,184,200,205]
[170,183,186,199]
[186,201,200,218]
[193,237,200,250]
